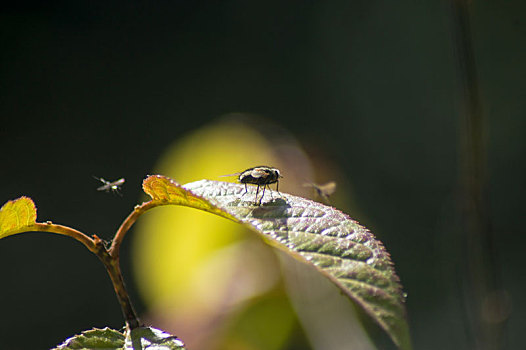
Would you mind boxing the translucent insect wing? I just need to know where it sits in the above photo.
[319,181,337,196]
[249,168,268,178]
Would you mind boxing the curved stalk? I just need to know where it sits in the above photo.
[109,201,158,259]
[28,222,142,328]
[31,222,96,252]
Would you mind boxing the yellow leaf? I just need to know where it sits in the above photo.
[142,175,238,222]
[0,196,37,239]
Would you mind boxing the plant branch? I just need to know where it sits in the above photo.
[92,235,141,329]
[96,200,164,329]
[3,198,155,330]
[109,200,158,259]
[28,222,141,328]
[31,222,96,253]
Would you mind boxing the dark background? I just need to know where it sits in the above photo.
[1,1,525,349]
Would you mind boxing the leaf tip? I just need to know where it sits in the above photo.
[142,174,183,201]
[0,196,37,239]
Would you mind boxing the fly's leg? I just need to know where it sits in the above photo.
[242,183,248,197]
[259,185,266,205]
[255,184,261,204]
[267,184,274,200]
[276,181,283,197]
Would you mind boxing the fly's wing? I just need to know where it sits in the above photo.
[219,173,241,178]
[249,168,269,178]
[93,176,108,191]
[97,184,110,191]
[112,178,126,186]
[93,175,106,183]
[318,181,337,196]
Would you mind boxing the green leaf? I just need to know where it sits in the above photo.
[125,326,186,349]
[53,327,125,349]
[0,196,37,239]
[53,326,186,350]
[142,176,411,349]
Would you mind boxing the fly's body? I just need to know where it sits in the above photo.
[237,166,282,205]
[93,176,125,196]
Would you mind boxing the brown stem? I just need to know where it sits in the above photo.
[102,200,162,328]
[31,222,96,253]
[9,201,156,329]
[109,201,158,259]
[92,235,141,329]
[29,220,143,329]
[25,200,164,329]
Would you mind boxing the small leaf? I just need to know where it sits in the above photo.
[0,196,37,239]
[125,326,186,349]
[142,176,411,349]
[53,327,125,349]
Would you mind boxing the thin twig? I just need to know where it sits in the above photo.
[31,222,96,252]
[108,201,158,259]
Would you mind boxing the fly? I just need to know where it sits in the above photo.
[304,181,336,204]
[93,176,125,196]
[234,166,282,205]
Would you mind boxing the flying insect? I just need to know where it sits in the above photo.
[303,181,336,204]
[93,176,125,196]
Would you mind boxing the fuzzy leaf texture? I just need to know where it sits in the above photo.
[143,175,411,349]
[0,196,37,239]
